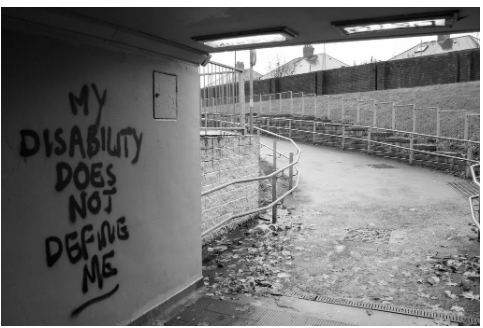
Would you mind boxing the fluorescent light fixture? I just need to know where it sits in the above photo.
[193,27,298,48]
[332,11,458,36]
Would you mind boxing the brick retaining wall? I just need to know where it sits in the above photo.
[201,135,260,242]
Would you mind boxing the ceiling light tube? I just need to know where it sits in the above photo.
[332,11,458,36]
[193,27,298,48]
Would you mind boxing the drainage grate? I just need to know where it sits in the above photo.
[367,164,396,169]
[447,182,479,199]
[343,228,394,244]
[281,292,479,325]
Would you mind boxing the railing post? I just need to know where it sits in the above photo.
[312,121,316,143]
[289,120,292,138]
[367,127,372,154]
[289,152,294,192]
[302,92,305,116]
[464,112,469,140]
[273,139,277,170]
[290,92,293,116]
[409,137,414,165]
[272,174,277,224]
[341,126,346,149]
[259,94,262,115]
[466,147,475,178]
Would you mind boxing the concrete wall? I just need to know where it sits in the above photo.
[200,135,260,242]
[1,21,201,325]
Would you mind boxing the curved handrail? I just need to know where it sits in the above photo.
[201,127,301,197]
[201,127,301,237]
[470,164,480,187]
[468,194,480,230]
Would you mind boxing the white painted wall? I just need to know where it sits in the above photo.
[1,21,201,325]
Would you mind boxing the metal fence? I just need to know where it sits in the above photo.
[201,89,480,142]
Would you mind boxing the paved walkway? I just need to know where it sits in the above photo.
[165,136,479,326]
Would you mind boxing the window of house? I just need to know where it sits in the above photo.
[414,45,428,53]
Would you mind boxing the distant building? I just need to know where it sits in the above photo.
[260,44,349,80]
[236,62,263,81]
[388,35,480,61]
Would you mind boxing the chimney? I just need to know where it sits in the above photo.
[303,44,315,59]
[236,61,245,70]
[437,34,450,43]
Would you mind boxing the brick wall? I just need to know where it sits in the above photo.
[235,49,480,98]
[200,135,260,242]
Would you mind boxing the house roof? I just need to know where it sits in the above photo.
[260,53,349,80]
[242,68,263,81]
[388,35,480,61]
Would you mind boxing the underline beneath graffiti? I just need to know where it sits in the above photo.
[71,283,120,317]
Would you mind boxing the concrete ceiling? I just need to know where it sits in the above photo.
[2,8,479,65]
[65,7,479,52]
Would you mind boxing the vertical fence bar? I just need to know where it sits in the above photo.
[269,94,272,115]
[302,92,305,116]
[409,137,414,165]
[312,121,316,143]
[232,72,236,127]
[328,97,332,121]
[341,126,346,149]
[314,94,317,117]
[259,94,262,115]
[412,107,417,133]
[391,103,396,130]
[272,175,277,224]
[367,127,372,154]
[289,152,294,192]
[288,120,292,138]
[464,112,469,140]
[273,139,277,170]
[341,99,345,122]
[290,92,293,116]
[239,71,245,134]
[466,147,475,178]
[373,105,378,127]
[279,93,282,114]
[436,109,441,137]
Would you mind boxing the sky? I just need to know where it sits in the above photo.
[210,32,479,76]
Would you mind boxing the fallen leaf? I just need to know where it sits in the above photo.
[450,306,465,314]
[444,290,458,300]
[461,291,479,301]
[445,282,458,286]
[366,310,373,316]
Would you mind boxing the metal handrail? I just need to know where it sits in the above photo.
[201,127,301,237]
[260,116,480,144]
[468,163,480,232]
[256,117,479,164]
[470,164,480,187]
[468,195,480,230]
